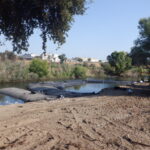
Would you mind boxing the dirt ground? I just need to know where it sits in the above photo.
[0,86,150,150]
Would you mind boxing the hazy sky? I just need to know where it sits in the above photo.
[0,0,150,61]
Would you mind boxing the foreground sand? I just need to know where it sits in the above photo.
[0,89,150,150]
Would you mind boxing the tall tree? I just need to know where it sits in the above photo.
[107,51,132,75]
[130,18,150,65]
[0,0,88,53]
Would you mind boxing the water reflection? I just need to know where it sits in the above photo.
[0,94,24,106]
[0,82,28,89]
[73,85,82,90]
[66,83,115,93]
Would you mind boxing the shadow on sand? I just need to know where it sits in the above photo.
[100,83,150,97]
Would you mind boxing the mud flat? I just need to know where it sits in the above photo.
[0,84,149,150]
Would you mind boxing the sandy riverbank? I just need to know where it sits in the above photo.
[0,85,150,150]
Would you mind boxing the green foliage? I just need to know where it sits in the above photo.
[102,62,115,75]
[76,57,83,62]
[148,69,150,83]
[0,0,87,53]
[130,18,150,65]
[49,63,74,79]
[29,59,49,78]
[0,60,29,82]
[107,51,132,75]
[73,65,87,79]
[0,60,100,83]
[58,54,67,64]
[130,47,148,65]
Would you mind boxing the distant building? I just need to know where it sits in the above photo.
[49,54,60,63]
[41,52,49,60]
[88,58,99,63]
[81,57,89,62]
[30,53,38,58]
[41,53,60,62]
[71,57,99,63]
[21,54,37,60]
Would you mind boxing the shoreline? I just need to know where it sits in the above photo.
[0,79,142,103]
[0,86,149,150]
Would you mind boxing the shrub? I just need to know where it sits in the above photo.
[107,51,132,75]
[102,62,115,75]
[27,72,39,81]
[73,66,87,79]
[0,60,29,82]
[29,59,49,78]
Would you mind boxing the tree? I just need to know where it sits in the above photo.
[29,59,49,78]
[107,51,132,75]
[73,66,87,79]
[58,54,67,64]
[88,58,91,62]
[130,18,150,65]
[0,0,87,53]
[76,57,83,62]
[130,47,148,65]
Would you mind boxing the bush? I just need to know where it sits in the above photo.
[102,62,115,75]
[73,66,87,79]
[0,60,30,82]
[49,63,74,79]
[29,59,49,78]
[107,51,132,75]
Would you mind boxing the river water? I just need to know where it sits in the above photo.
[65,83,115,93]
[0,95,24,105]
[0,82,28,106]
[0,78,135,105]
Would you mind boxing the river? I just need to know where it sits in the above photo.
[0,77,137,105]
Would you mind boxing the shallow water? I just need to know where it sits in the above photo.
[0,78,128,105]
[0,94,24,106]
[0,82,28,89]
[65,83,115,93]
[0,82,27,105]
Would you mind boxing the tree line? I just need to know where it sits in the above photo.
[104,17,150,76]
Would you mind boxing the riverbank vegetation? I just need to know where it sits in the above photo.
[0,17,150,83]
[102,17,150,80]
[0,59,100,83]
[0,57,149,83]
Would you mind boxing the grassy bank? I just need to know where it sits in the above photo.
[0,59,149,84]
[0,60,104,83]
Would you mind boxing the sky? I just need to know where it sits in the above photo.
[0,0,150,61]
